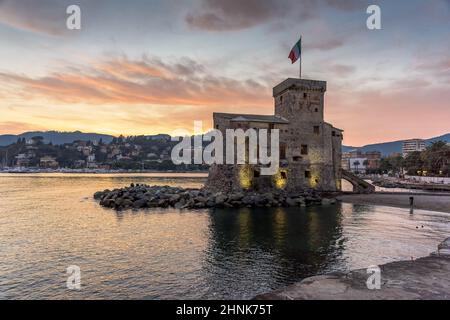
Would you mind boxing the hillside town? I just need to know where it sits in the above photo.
[0,134,208,172]
[0,133,449,177]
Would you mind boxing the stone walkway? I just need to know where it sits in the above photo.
[255,238,450,300]
[338,193,450,213]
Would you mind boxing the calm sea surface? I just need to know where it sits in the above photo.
[0,173,449,300]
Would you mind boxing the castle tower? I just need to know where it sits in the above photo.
[272,78,342,192]
[273,78,326,124]
[205,77,343,194]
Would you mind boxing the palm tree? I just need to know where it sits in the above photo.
[363,159,369,172]
[353,160,360,174]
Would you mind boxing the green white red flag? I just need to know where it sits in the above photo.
[288,38,302,64]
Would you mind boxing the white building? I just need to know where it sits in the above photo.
[349,158,368,173]
[402,139,426,157]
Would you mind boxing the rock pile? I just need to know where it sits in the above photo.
[94,184,337,210]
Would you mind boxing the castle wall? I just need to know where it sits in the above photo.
[205,78,343,193]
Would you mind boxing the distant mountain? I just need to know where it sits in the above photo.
[343,133,450,156]
[0,131,115,146]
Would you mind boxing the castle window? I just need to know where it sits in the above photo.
[301,145,308,155]
[314,126,320,135]
[215,125,219,129]
[315,108,319,112]
[280,96,283,103]
[269,123,275,130]
[305,170,311,178]
[280,143,287,160]
[303,93,308,99]
[332,131,336,136]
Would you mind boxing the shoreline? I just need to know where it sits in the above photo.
[338,193,450,214]
[255,238,450,300]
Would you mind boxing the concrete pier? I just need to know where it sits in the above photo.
[255,238,450,300]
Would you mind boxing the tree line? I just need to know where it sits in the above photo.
[376,141,450,176]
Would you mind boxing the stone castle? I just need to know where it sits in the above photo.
[205,78,343,193]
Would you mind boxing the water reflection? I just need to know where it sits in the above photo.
[203,206,345,298]
[0,173,449,299]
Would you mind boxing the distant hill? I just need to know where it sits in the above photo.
[343,133,450,156]
[0,131,115,146]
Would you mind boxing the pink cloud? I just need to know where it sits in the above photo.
[0,56,272,108]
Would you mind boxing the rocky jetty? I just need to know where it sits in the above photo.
[94,184,336,210]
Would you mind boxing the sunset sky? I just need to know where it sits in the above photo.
[0,0,449,146]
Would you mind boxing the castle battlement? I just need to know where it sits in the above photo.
[273,78,327,97]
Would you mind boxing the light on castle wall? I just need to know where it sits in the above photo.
[310,173,320,188]
[273,169,288,189]
[239,165,253,189]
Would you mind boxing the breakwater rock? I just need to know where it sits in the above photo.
[94,184,337,210]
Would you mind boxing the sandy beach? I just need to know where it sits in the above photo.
[338,193,450,214]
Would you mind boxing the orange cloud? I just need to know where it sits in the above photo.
[0,56,271,108]
[0,121,46,134]
[0,56,276,136]
[327,85,450,146]
[1,55,449,146]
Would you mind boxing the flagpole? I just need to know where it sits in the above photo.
[299,57,302,79]
[299,36,302,79]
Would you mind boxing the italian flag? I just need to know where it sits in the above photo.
[288,38,302,64]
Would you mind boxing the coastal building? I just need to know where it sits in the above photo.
[342,150,381,173]
[349,158,367,174]
[402,139,426,157]
[390,152,403,158]
[74,159,86,168]
[341,158,350,170]
[363,151,381,170]
[87,161,98,169]
[39,156,59,168]
[15,153,30,167]
[206,78,343,193]
[342,151,356,171]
